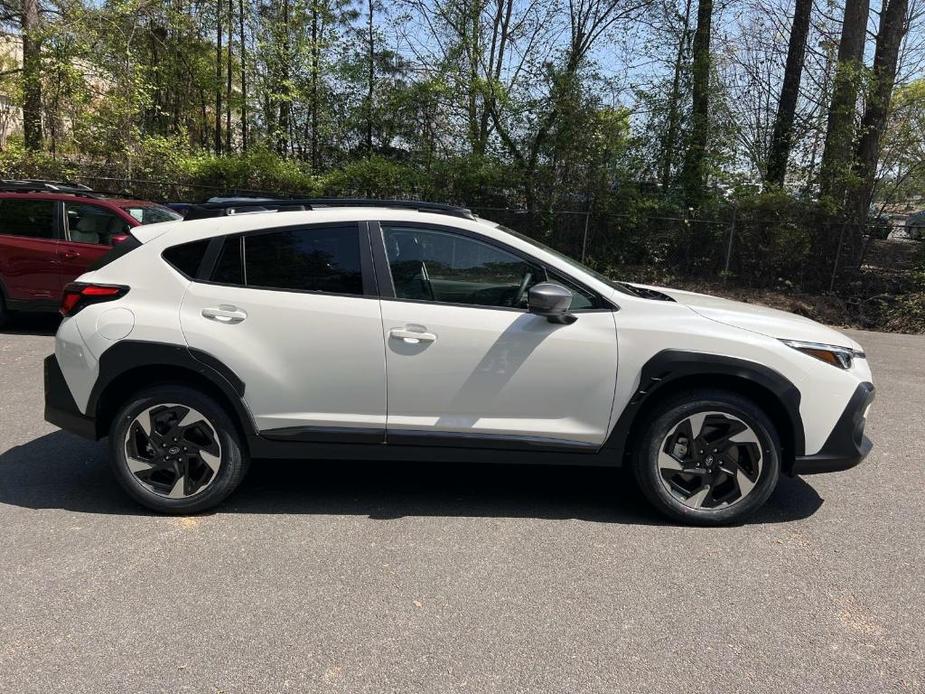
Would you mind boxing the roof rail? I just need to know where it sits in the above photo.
[0,179,103,198]
[186,197,475,220]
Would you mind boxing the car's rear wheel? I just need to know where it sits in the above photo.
[633,390,780,525]
[109,385,248,514]
[0,290,8,329]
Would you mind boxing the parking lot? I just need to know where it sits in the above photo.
[0,318,922,693]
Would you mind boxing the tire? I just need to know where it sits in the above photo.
[109,385,249,514]
[632,389,781,526]
[0,290,7,329]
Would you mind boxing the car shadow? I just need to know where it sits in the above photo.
[0,313,60,336]
[0,430,824,525]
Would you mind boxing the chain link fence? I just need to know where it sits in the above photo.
[470,207,921,292]
[67,176,924,292]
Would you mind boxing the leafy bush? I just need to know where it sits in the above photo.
[0,139,80,181]
[180,147,318,196]
[883,248,925,332]
[319,156,425,198]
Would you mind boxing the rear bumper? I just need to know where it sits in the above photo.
[44,354,98,440]
[791,381,874,475]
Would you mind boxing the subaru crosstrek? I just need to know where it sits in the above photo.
[43,200,874,524]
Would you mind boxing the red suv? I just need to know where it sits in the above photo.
[0,181,181,325]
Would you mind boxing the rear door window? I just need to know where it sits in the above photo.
[212,237,244,285]
[242,225,364,295]
[0,199,56,239]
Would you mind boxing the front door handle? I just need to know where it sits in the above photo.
[389,328,437,344]
[202,305,247,324]
[62,250,80,259]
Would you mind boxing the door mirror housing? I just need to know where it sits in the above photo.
[528,282,577,324]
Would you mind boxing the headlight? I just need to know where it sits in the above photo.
[780,339,864,369]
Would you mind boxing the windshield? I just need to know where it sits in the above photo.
[493,223,641,296]
[122,205,183,225]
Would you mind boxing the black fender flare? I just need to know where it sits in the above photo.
[87,340,256,439]
[601,349,805,465]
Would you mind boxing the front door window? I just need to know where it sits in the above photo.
[65,203,131,246]
[383,225,544,308]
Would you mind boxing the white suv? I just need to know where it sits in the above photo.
[43,200,874,524]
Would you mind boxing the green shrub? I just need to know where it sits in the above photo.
[319,156,425,198]
[0,139,80,181]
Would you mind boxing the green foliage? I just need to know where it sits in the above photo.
[0,139,80,180]
[883,252,925,332]
[428,156,520,206]
[880,79,925,201]
[319,156,424,197]
[723,190,816,286]
[181,146,318,194]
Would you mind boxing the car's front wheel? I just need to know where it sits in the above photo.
[633,390,781,525]
[109,385,248,514]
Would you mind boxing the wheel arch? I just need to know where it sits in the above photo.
[603,350,805,473]
[88,340,256,443]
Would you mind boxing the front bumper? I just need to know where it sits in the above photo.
[44,354,98,440]
[791,381,874,475]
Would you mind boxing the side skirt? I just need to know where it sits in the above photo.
[248,435,619,467]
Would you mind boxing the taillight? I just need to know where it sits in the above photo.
[59,283,129,317]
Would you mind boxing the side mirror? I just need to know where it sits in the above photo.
[528,282,577,324]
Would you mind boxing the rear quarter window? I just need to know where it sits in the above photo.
[162,239,211,278]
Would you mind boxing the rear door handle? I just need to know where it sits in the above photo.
[202,305,247,324]
[62,250,80,259]
[389,328,436,344]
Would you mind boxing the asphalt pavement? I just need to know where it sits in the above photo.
[0,316,922,693]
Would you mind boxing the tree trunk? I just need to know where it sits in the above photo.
[226,0,233,153]
[850,0,909,224]
[660,0,693,194]
[21,0,43,151]
[466,0,481,155]
[681,0,713,208]
[817,0,870,203]
[366,0,375,156]
[766,0,813,186]
[239,0,247,151]
[311,6,319,169]
[215,0,223,154]
[277,0,291,155]
[479,0,513,154]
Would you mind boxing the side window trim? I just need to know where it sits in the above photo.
[358,220,377,296]
[54,201,66,240]
[240,234,248,286]
[369,221,395,299]
[197,221,377,299]
[199,235,226,280]
[371,219,612,311]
